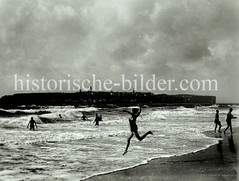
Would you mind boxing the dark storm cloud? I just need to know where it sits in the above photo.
[0,0,238,102]
[106,0,239,102]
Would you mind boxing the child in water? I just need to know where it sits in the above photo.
[214,110,221,133]
[81,113,87,120]
[123,106,153,155]
[27,117,37,130]
[94,114,102,126]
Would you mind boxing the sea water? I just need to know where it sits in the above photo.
[0,105,238,180]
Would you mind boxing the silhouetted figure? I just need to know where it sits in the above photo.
[224,108,236,134]
[27,117,37,130]
[59,114,62,118]
[214,110,221,133]
[94,114,102,126]
[81,113,87,120]
[123,106,153,155]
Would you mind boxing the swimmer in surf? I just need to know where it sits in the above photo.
[27,117,37,130]
[123,106,153,155]
[81,113,87,120]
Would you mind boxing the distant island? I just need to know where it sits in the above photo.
[0,91,216,109]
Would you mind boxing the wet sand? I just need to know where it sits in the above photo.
[86,129,239,181]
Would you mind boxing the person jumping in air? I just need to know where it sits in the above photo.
[27,117,38,131]
[214,110,222,133]
[224,108,236,134]
[123,106,153,155]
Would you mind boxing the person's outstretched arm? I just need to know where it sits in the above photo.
[123,110,133,116]
[232,114,237,119]
[27,122,30,129]
[135,106,142,117]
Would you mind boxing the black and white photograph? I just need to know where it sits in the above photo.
[0,0,238,180]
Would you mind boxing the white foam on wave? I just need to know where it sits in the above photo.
[47,106,98,112]
[208,104,219,108]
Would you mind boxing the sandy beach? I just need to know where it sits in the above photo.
[86,129,239,181]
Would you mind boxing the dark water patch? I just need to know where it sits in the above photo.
[38,116,73,123]
[46,141,58,143]
[24,154,36,157]
[1,125,19,130]
[24,167,48,173]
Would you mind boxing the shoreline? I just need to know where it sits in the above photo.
[85,129,239,181]
[82,143,218,181]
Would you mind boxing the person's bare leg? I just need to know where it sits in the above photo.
[214,124,217,132]
[218,124,222,133]
[224,124,229,133]
[134,131,153,141]
[123,133,134,155]
[230,124,233,133]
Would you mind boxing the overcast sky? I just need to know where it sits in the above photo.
[0,0,238,103]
